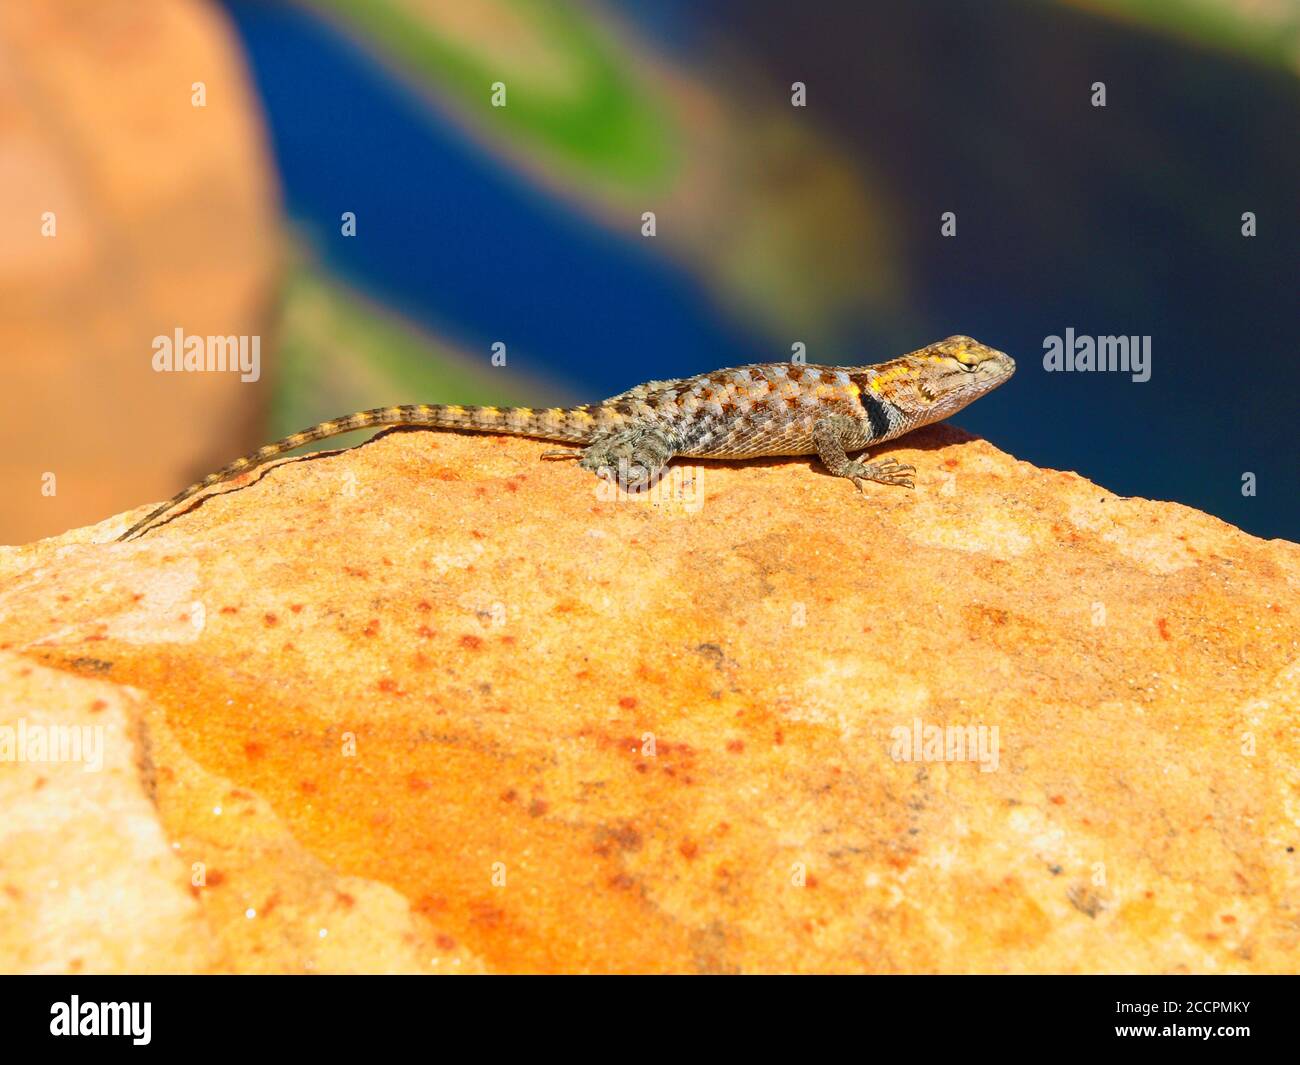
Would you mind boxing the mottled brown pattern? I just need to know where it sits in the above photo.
[117,336,1015,541]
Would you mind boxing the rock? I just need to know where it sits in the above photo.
[1,426,1297,973]
[0,0,279,545]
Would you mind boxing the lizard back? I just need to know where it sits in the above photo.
[607,363,888,459]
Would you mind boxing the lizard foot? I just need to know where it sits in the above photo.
[576,426,675,491]
[844,457,915,491]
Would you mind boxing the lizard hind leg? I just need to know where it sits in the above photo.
[575,424,676,491]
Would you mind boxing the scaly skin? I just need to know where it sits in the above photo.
[115,336,1015,541]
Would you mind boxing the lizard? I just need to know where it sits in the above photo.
[115,335,1015,542]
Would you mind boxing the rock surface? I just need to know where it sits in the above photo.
[0,0,279,544]
[0,427,1297,973]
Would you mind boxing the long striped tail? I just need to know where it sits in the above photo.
[115,402,590,542]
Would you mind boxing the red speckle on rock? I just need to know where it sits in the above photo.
[413,895,446,915]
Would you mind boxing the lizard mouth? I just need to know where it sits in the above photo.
[980,351,1016,383]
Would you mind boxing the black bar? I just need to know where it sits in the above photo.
[1,974,1293,1052]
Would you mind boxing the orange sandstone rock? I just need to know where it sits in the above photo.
[0,426,1297,973]
[0,0,279,544]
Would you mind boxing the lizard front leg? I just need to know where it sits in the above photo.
[812,414,914,492]
[575,423,678,491]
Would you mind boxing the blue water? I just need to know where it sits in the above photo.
[222,0,1298,540]
[689,0,1300,541]
[224,0,767,399]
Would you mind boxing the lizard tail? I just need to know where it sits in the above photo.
[115,402,588,542]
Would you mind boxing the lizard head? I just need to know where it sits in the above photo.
[860,336,1015,422]
[924,335,1014,374]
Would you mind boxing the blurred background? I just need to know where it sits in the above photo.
[1,0,1296,545]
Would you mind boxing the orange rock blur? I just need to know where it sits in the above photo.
[0,426,1297,973]
[0,0,279,545]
